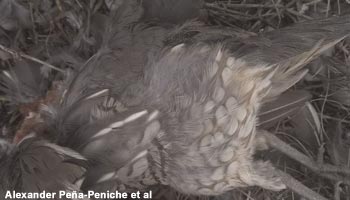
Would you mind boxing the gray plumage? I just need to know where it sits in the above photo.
[0,136,86,199]
[0,0,349,198]
[77,15,350,194]
[0,60,49,104]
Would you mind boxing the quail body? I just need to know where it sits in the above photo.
[1,0,350,198]
[80,15,350,195]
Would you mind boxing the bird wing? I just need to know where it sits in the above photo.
[0,136,86,197]
[72,108,162,192]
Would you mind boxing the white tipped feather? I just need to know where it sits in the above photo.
[110,121,124,128]
[97,172,117,183]
[147,110,159,122]
[124,110,148,123]
[2,71,13,80]
[92,110,148,138]
[131,150,148,163]
[171,43,185,53]
[85,89,109,100]
[44,143,86,160]
[92,128,113,139]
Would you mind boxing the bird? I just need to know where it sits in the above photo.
[0,0,350,198]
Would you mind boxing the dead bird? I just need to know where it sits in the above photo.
[0,0,349,199]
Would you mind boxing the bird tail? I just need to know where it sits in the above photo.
[240,14,350,101]
[266,38,345,99]
[258,90,312,129]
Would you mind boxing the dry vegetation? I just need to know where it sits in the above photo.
[0,0,350,199]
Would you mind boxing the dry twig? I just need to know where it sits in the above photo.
[0,44,65,73]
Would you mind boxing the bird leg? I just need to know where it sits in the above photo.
[260,131,350,200]
[275,169,328,200]
[262,131,350,176]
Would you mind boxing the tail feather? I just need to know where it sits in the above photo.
[230,15,350,100]
[267,36,347,99]
[258,90,312,129]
